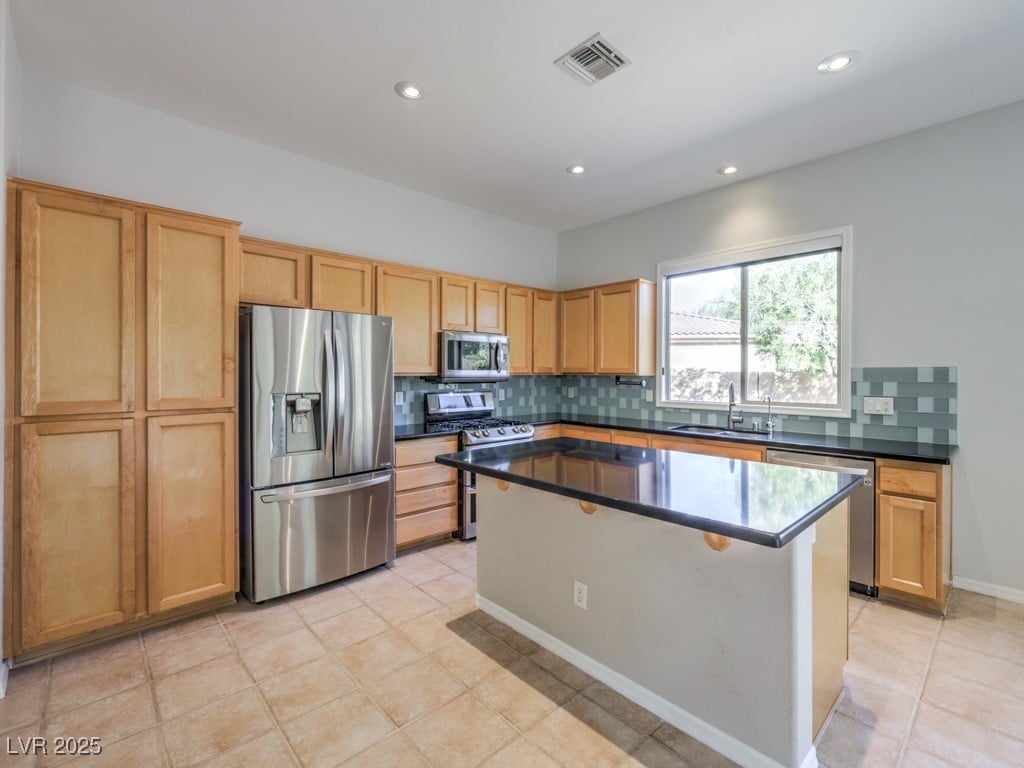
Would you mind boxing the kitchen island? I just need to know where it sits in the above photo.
[436,438,863,768]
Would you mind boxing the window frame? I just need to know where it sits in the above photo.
[656,226,853,418]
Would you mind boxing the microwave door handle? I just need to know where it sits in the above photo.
[495,341,507,371]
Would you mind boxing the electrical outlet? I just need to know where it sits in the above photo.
[644,389,654,402]
[394,391,404,406]
[863,396,894,415]
[573,580,588,610]
[566,387,577,398]
[497,389,506,401]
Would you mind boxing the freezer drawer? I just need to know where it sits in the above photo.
[241,470,396,602]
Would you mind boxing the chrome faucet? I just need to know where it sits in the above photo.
[727,381,743,427]
[762,396,774,437]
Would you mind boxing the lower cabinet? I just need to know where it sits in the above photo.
[649,435,766,462]
[395,435,459,547]
[18,420,137,650]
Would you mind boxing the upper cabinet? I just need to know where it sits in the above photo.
[146,213,239,410]
[560,280,656,376]
[376,264,439,375]
[239,238,309,308]
[506,287,533,374]
[532,290,559,374]
[560,289,595,373]
[17,188,136,416]
[311,251,375,314]
[475,281,506,334]
[441,276,506,334]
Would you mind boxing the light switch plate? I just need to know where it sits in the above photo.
[863,396,894,415]
[394,391,404,406]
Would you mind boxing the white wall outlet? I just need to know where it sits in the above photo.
[863,396,894,415]
[573,580,588,610]
[497,389,506,401]
[567,387,577,398]
[394,391,404,406]
[644,389,654,402]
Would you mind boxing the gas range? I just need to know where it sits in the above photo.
[423,393,535,446]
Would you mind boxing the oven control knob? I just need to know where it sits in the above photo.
[473,431,482,437]
[498,428,506,435]
[482,429,490,436]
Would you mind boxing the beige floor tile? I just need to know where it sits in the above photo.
[483,621,541,654]
[530,647,595,690]
[848,612,936,666]
[938,617,1024,663]
[282,690,395,768]
[345,568,413,603]
[922,668,1024,741]
[901,749,959,768]
[473,659,573,731]
[0,682,47,733]
[859,599,942,638]
[337,629,424,683]
[431,630,515,687]
[844,640,928,697]
[223,604,304,649]
[430,544,477,573]
[419,572,477,604]
[141,612,220,648]
[836,675,918,741]
[945,589,1024,633]
[153,653,253,720]
[398,610,470,654]
[581,681,662,735]
[527,695,642,768]
[651,722,738,768]
[390,554,456,586]
[258,656,356,723]
[405,693,517,768]
[6,661,50,693]
[287,582,362,625]
[59,726,166,768]
[930,638,1024,700]
[162,688,275,767]
[367,588,443,626]
[0,721,42,768]
[47,642,149,715]
[145,624,234,679]
[481,737,560,768]
[908,701,1024,767]
[340,732,430,768]
[42,684,157,766]
[620,737,693,768]
[814,712,902,768]
[200,729,298,768]
[236,626,326,681]
[366,657,465,726]
[310,605,389,650]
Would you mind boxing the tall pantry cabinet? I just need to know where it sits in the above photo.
[5,180,240,659]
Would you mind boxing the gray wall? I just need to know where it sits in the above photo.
[558,100,1024,598]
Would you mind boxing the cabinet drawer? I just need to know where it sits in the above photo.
[649,436,765,462]
[396,464,457,492]
[563,426,612,442]
[531,424,561,441]
[878,466,937,499]
[397,505,458,547]
[396,436,459,467]
[611,430,649,447]
[397,483,458,516]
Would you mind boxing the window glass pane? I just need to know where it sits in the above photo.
[744,250,839,405]
[666,268,741,403]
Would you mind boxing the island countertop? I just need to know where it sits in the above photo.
[436,437,863,548]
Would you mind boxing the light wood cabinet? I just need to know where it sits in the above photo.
[562,425,612,442]
[147,213,238,410]
[395,435,459,547]
[376,264,439,375]
[875,459,951,610]
[18,190,136,416]
[506,287,533,374]
[475,281,506,334]
[611,430,650,447]
[595,281,656,375]
[560,289,595,373]
[532,424,562,441]
[311,251,374,314]
[147,413,236,613]
[18,420,136,650]
[440,276,474,331]
[239,238,309,308]
[533,290,559,374]
[649,435,766,462]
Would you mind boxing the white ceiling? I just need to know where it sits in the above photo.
[12,1,1024,232]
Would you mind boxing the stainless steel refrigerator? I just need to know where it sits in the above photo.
[239,305,396,602]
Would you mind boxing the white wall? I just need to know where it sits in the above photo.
[559,100,1024,598]
[15,70,557,288]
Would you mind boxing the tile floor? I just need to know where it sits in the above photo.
[0,539,1021,767]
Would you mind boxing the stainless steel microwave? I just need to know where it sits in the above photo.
[436,331,510,382]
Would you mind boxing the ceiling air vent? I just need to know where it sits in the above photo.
[555,33,632,86]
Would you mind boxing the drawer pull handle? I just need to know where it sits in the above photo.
[579,501,597,515]
[703,532,732,552]
[496,480,510,492]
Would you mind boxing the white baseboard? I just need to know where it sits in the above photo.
[0,659,9,699]
[952,576,1024,605]
[476,595,816,768]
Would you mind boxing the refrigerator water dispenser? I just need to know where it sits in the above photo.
[272,393,323,455]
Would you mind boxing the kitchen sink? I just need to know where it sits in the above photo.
[668,425,754,437]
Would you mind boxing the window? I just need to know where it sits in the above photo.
[657,228,852,417]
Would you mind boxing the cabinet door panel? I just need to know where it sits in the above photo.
[649,436,765,462]
[506,287,533,374]
[148,414,236,613]
[147,214,238,410]
[311,253,374,313]
[20,420,135,650]
[533,290,559,374]
[20,191,135,415]
[560,290,595,373]
[475,281,506,334]
[595,282,638,374]
[376,265,439,375]
[440,276,474,331]
[240,240,310,307]
[878,494,937,599]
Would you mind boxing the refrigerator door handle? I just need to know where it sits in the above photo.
[259,474,392,503]
[323,327,336,465]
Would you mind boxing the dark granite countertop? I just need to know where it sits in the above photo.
[397,413,956,464]
[435,438,863,548]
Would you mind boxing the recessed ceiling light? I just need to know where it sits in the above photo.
[566,165,587,175]
[717,165,739,176]
[817,51,858,74]
[394,81,423,100]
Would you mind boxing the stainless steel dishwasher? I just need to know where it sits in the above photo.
[766,449,876,596]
